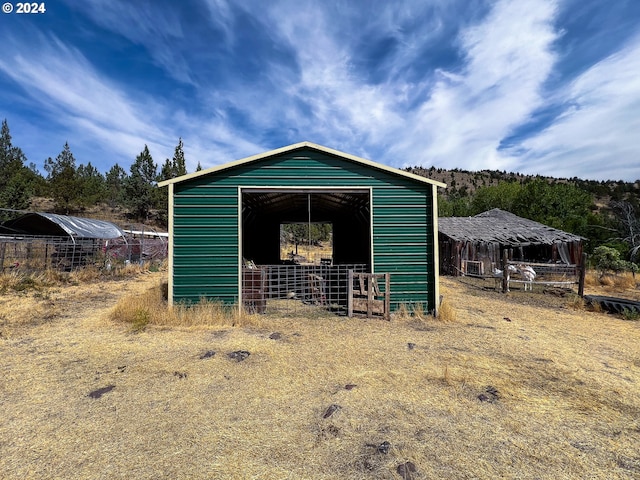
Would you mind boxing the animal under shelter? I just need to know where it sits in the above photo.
[438,208,584,277]
[158,142,445,315]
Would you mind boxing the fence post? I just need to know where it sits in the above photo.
[578,252,587,297]
[0,242,5,272]
[384,273,390,321]
[502,250,509,293]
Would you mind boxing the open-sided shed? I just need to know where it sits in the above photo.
[438,208,584,276]
[159,142,445,314]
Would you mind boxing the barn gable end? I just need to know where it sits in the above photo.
[160,142,445,314]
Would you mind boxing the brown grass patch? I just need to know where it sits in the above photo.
[585,271,639,292]
[110,282,265,330]
[437,296,457,322]
[2,272,640,479]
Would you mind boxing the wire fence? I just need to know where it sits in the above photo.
[0,235,167,273]
[242,263,368,315]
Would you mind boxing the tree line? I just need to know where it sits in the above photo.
[0,119,203,225]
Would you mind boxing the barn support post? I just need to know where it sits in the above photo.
[578,252,587,297]
[501,249,509,293]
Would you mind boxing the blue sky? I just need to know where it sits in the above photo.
[1,0,639,182]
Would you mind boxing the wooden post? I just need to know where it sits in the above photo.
[0,242,5,272]
[502,250,509,293]
[347,269,353,318]
[578,252,587,297]
[384,273,390,321]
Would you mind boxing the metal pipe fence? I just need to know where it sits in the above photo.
[242,263,367,315]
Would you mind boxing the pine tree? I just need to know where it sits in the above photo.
[155,139,188,226]
[0,119,36,210]
[173,138,187,177]
[124,145,157,221]
[105,163,127,208]
[44,142,80,213]
[77,162,106,206]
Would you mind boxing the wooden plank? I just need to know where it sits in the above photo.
[371,276,380,296]
[353,298,385,315]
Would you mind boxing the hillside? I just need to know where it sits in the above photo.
[406,166,640,207]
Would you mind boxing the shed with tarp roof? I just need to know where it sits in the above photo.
[0,211,126,271]
[438,209,584,276]
[0,212,125,240]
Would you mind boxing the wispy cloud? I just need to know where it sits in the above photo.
[0,30,168,158]
[63,0,196,84]
[0,0,638,180]
[388,0,559,171]
[504,34,640,181]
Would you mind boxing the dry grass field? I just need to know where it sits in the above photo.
[1,268,639,479]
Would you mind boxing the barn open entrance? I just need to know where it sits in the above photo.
[241,188,371,314]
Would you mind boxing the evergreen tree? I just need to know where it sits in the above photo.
[172,138,187,177]
[44,142,80,213]
[0,119,37,210]
[105,163,127,208]
[155,139,188,226]
[77,162,106,206]
[124,145,157,221]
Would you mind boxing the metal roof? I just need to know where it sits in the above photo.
[438,209,584,246]
[158,141,447,189]
[2,212,125,240]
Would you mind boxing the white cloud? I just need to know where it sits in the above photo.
[504,34,640,181]
[388,0,559,171]
[0,33,168,155]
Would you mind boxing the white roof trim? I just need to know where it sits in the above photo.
[158,141,446,188]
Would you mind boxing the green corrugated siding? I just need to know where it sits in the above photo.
[172,149,436,311]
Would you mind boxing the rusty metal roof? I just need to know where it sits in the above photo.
[438,209,584,246]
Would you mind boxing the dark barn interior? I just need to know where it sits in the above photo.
[241,189,371,268]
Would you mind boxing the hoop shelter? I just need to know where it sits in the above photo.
[1,212,125,240]
[159,142,445,314]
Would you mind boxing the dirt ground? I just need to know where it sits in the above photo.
[1,272,639,479]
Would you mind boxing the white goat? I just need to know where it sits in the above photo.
[517,265,537,291]
[493,264,517,291]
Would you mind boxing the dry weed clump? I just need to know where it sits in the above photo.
[565,294,586,311]
[0,261,165,293]
[437,296,457,322]
[585,270,637,290]
[109,282,264,330]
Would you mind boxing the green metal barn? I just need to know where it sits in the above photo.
[159,142,445,315]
